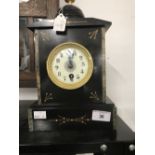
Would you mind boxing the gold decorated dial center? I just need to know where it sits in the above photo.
[46,42,93,90]
[64,60,76,72]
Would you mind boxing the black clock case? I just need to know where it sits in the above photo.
[28,5,112,104]
[27,5,116,136]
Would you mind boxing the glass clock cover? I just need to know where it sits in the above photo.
[46,42,93,90]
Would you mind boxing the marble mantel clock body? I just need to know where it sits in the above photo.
[29,5,111,104]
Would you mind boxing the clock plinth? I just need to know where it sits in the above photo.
[28,97,117,135]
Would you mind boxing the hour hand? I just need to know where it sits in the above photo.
[68,58,73,69]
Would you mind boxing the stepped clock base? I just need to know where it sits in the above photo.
[28,99,117,139]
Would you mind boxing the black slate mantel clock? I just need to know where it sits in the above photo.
[28,0,116,134]
[29,4,111,104]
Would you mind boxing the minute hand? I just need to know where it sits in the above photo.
[68,57,73,69]
[67,49,74,59]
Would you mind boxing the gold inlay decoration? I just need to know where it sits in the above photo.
[44,92,53,103]
[40,31,50,41]
[88,29,99,40]
[89,91,100,101]
[53,115,90,125]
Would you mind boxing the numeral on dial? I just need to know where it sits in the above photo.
[60,53,63,58]
[56,58,60,63]
[81,69,84,74]
[55,65,59,70]
[73,50,77,56]
[82,62,85,66]
[63,76,66,81]
[58,72,61,76]
[79,55,83,60]
[76,74,80,79]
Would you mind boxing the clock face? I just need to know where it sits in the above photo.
[46,42,93,90]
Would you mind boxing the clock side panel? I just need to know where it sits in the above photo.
[35,27,106,104]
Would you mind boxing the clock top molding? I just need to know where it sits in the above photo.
[28,4,111,31]
[28,18,111,31]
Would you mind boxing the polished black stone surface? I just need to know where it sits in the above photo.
[19,100,135,155]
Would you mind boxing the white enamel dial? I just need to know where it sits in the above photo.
[46,42,93,90]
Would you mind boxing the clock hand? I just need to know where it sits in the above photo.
[67,49,74,59]
[67,49,74,68]
[68,57,73,69]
